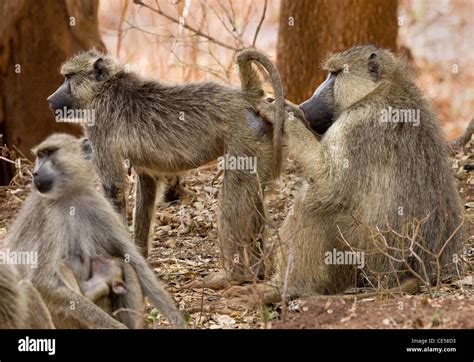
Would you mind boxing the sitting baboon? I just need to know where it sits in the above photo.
[226,45,463,304]
[0,264,55,329]
[4,134,185,328]
[47,48,285,286]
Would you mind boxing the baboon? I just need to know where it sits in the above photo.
[81,256,145,328]
[47,48,285,286]
[4,134,185,328]
[0,264,55,328]
[81,257,127,303]
[226,45,463,304]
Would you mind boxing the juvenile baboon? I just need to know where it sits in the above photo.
[81,256,144,328]
[0,264,55,329]
[47,48,285,285]
[81,257,127,303]
[226,45,463,303]
[4,134,185,328]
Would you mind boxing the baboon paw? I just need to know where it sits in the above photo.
[256,102,277,125]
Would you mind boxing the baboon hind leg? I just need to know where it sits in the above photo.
[185,166,270,290]
[133,172,158,258]
[218,129,275,284]
[218,170,267,283]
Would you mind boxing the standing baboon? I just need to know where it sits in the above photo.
[0,264,55,329]
[4,134,185,328]
[47,49,285,286]
[226,45,463,303]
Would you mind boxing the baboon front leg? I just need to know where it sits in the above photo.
[103,183,127,224]
[133,173,157,258]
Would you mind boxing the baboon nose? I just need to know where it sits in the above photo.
[33,176,53,193]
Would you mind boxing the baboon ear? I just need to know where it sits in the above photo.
[112,281,127,294]
[93,58,109,81]
[367,52,381,81]
[80,138,93,160]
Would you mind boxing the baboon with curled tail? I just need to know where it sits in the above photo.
[47,49,285,286]
[226,45,463,304]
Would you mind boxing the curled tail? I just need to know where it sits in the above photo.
[236,49,285,177]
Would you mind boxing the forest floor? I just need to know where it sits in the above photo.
[0,140,472,329]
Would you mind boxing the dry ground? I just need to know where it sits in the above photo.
[0,140,472,329]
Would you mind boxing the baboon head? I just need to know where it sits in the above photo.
[47,49,122,115]
[91,257,127,295]
[31,134,93,198]
[300,45,401,134]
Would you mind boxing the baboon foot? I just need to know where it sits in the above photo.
[183,271,235,290]
[223,283,280,308]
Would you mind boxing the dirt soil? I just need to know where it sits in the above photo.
[0,141,472,329]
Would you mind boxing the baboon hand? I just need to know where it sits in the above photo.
[256,100,279,125]
[257,100,307,129]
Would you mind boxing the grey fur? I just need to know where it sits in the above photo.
[262,45,464,296]
[5,134,186,328]
[51,49,285,283]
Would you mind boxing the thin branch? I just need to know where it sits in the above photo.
[133,0,239,51]
[116,0,130,57]
[252,0,267,47]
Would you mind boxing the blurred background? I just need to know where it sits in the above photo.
[1,0,473,185]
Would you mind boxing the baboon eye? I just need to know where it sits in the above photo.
[38,148,58,157]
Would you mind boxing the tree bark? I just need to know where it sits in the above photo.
[277,0,398,104]
[0,0,105,184]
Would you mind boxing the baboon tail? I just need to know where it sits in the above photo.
[236,49,285,177]
[131,255,187,328]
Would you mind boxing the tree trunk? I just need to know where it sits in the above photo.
[277,0,398,104]
[0,0,105,184]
